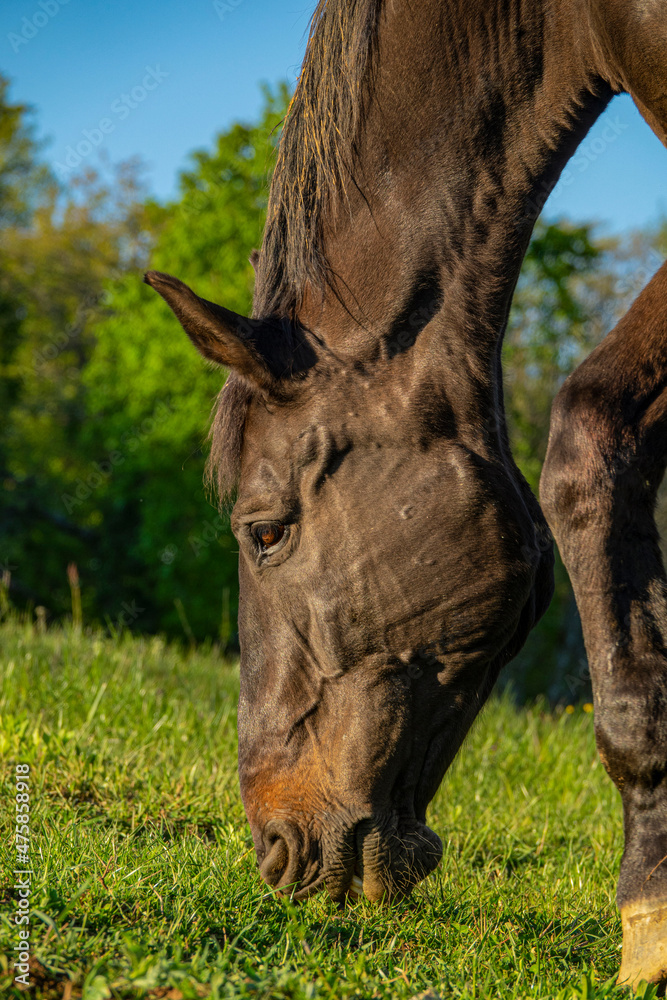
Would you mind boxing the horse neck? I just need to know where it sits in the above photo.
[299,0,613,388]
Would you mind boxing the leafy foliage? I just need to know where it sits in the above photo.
[0,79,287,642]
[0,76,51,227]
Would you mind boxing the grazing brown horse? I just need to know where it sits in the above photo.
[146,0,667,985]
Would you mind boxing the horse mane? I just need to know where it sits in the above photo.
[253,0,384,320]
[208,0,384,502]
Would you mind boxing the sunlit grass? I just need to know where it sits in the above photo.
[0,618,657,998]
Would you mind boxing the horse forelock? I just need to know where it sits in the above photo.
[253,0,384,320]
[207,374,253,506]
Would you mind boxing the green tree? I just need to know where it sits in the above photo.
[0,79,287,639]
[0,76,50,478]
[0,73,149,617]
[64,84,289,640]
[0,75,51,227]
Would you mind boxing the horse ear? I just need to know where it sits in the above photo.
[144,271,275,391]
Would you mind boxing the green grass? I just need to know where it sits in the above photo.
[0,618,659,999]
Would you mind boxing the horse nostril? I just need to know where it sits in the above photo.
[260,835,290,886]
[259,820,303,890]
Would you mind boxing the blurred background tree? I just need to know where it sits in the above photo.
[0,71,664,698]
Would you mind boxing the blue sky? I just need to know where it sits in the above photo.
[2,0,665,234]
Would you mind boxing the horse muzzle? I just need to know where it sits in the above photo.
[255,810,443,903]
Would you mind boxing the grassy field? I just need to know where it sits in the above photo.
[0,617,659,999]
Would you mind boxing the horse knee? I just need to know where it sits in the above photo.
[540,373,616,538]
[595,680,667,793]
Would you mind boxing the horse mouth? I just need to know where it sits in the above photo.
[258,812,443,904]
[348,814,443,902]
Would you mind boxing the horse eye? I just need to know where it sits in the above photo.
[252,522,286,551]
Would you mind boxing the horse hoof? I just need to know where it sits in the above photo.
[618,899,667,988]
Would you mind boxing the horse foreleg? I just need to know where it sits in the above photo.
[541,262,667,988]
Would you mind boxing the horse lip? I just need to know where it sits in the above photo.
[264,851,326,900]
[258,808,441,904]
[354,812,443,901]
[289,870,327,900]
